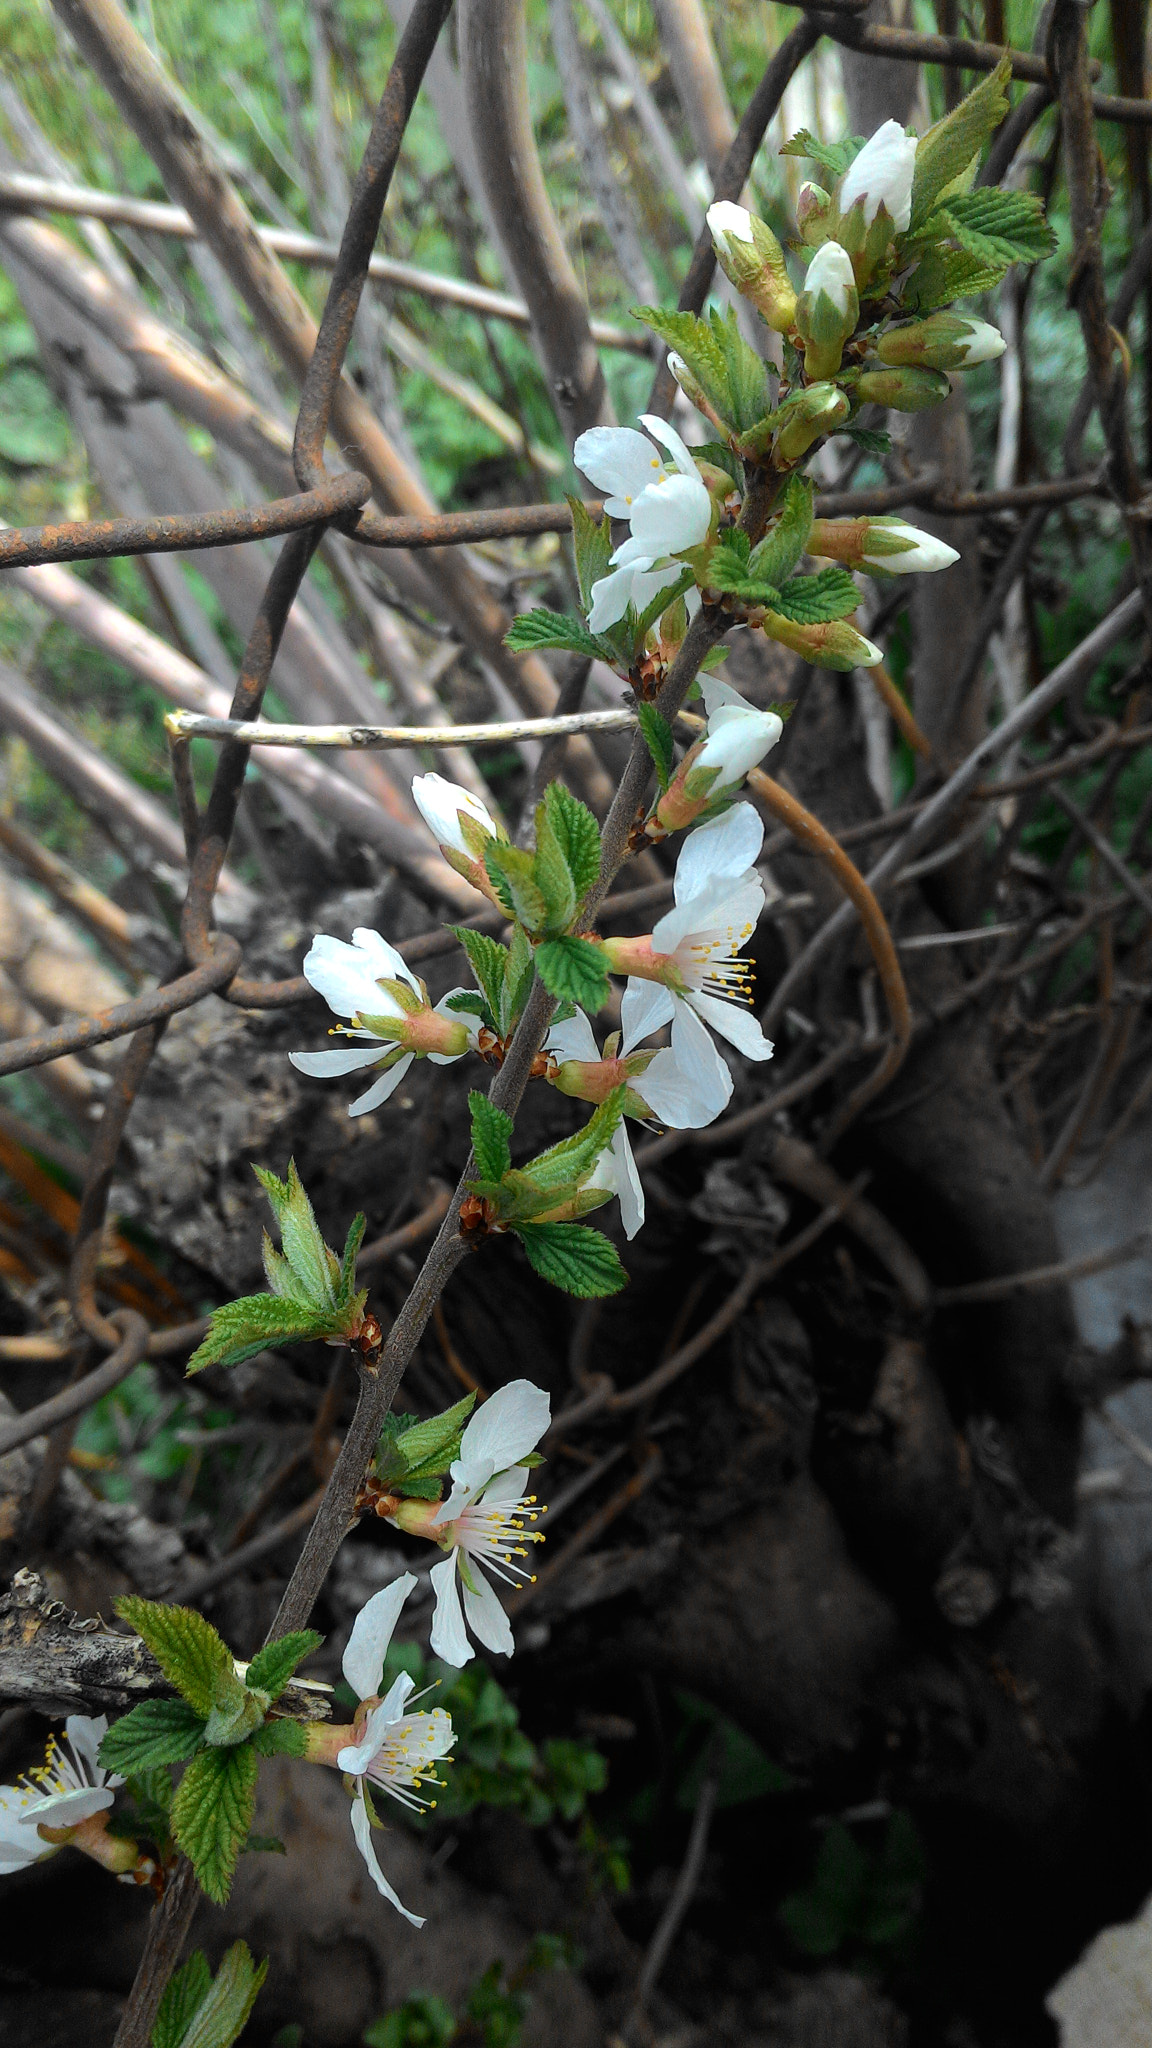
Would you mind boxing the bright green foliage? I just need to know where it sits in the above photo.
[115,1597,233,1720]
[476,1088,625,1214]
[243,1631,323,1705]
[250,1720,307,1758]
[514,1221,626,1298]
[484,841,548,931]
[632,306,732,420]
[706,305,772,434]
[534,936,610,1012]
[746,475,815,588]
[938,188,1057,266]
[503,607,612,662]
[780,128,865,179]
[171,1742,260,1905]
[469,1091,514,1184]
[704,531,781,608]
[542,782,601,901]
[636,703,675,790]
[449,925,534,1040]
[480,781,601,941]
[374,1391,478,1499]
[905,245,1009,313]
[771,567,861,625]
[99,1699,206,1776]
[908,56,1011,232]
[186,1165,367,1374]
[152,1943,268,2048]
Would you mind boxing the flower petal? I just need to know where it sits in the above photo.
[638,412,699,478]
[19,1786,113,1829]
[620,977,676,1051]
[588,565,640,632]
[64,1716,107,1781]
[457,1380,551,1474]
[612,1126,646,1240]
[638,1003,733,1127]
[477,1464,531,1506]
[546,1011,600,1063]
[690,989,776,1061]
[302,934,395,1021]
[428,1555,473,1667]
[460,1562,515,1657]
[350,1786,424,1926]
[289,1045,390,1077]
[699,672,755,717]
[342,1574,418,1700]
[411,774,497,855]
[625,472,712,556]
[673,802,764,902]
[348,1054,414,1117]
[572,426,664,513]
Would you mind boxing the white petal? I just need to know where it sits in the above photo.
[428,1555,473,1667]
[290,1045,391,1077]
[338,1697,402,1777]
[626,563,691,617]
[411,773,497,855]
[546,1011,600,1063]
[460,1562,515,1657]
[588,565,639,632]
[302,935,398,1021]
[839,120,915,232]
[956,317,1006,365]
[699,672,755,717]
[432,1475,483,1525]
[638,1002,733,1126]
[804,239,855,316]
[64,1716,107,1781]
[348,1054,414,1117]
[476,1464,530,1506]
[707,199,755,246]
[695,711,783,787]
[572,426,664,513]
[638,412,699,478]
[690,989,776,1060]
[619,978,676,1052]
[350,1787,424,1925]
[654,873,764,957]
[612,1126,645,1239]
[19,1786,113,1829]
[342,1574,418,1699]
[673,802,765,901]
[625,472,711,556]
[457,1379,551,1473]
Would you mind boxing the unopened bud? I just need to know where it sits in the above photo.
[667,351,724,430]
[759,609,882,672]
[774,382,851,464]
[795,240,859,381]
[837,120,915,234]
[877,313,1006,372]
[851,364,952,413]
[796,181,833,246]
[808,515,959,576]
[706,201,797,334]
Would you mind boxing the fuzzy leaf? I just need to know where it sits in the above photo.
[484,841,548,932]
[535,936,610,1012]
[501,924,535,1036]
[532,806,579,934]
[185,1292,347,1375]
[840,424,892,454]
[243,1631,323,1704]
[514,1222,628,1298]
[397,1392,478,1478]
[171,1743,259,1906]
[165,1942,268,2048]
[636,704,675,791]
[905,244,1007,311]
[543,781,601,900]
[337,1214,366,1310]
[632,568,696,645]
[908,56,1011,232]
[937,188,1056,268]
[708,305,771,433]
[252,1161,337,1310]
[153,1952,213,2048]
[632,306,732,418]
[100,1700,206,1776]
[116,1598,234,1720]
[568,496,613,613]
[251,1719,306,1758]
[747,474,814,588]
[771,567,861,625]
[449,926,509,1023]
[505,607,611,661]
[520,1087,625,1196]
[780,129,865,178]
[470,1090,514,1184]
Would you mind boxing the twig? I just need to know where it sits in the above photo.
[164,707,637,748]
[627,1728,724,2033]
[176,1487,328,1604]
[507,1446,663,1616]
[0,1312,149,1457]
[935,1227,1152,1306]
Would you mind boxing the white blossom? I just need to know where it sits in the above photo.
[289,929,477,1117]
[691,674,784,792]
[952,317,1007,366]
[0,1717,119,1873]
[410,774,499,857]
[804,239,856,317]
[706,199,756,258]
[839,119,916,232]
[574,416,712,633]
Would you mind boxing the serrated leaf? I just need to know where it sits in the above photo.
[532,806,579,933]
[153,1951,212,2048]
[449,925,509,1022]
[186,1292,347,1375]
[747,474,814,588]
[568,496,614,614]
[203,1678,266,1750]
[243,1631,323,1704]
[906,244,1007,312]
[251,1719,307,1758]
[501,923,535,1036]
[397,1392,478,1476]
[772,567,861,625]
[484,841,548,931]
[514,1222,628,1298]
[100,1699,206,1776]
[708,304,771,433]
[636,704,675,791]
[520,1086,625,1196]
[632,306,732,419]
[180,1941,267,2048]
[632,567,696,646]
[543,781,601,900]
[939,187,1055,265]
[535,936,611,1012]
[470,1090,514,1184]
[116,1597,233,1719]
[908,56,1011,233]
[841,424,892,454]
[780,128,864,178]
[253,1161,337,1310]
[337,1214,366,1310]
[505,607,611,660]
[171,1743,259,1905]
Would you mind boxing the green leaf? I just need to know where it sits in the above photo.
[251,1719,306,1758]
[691,441,745,490]
[243,1631,323,1704]
[450,925,509,1023]
[484,841,548,932]
[470,1090,514,1183]
[116,1597,234,1720]
[514,1222,628,1298]
[632,306,732,419]
[568,495,613,614]
[938,187,1055,265]
[771,567,861,625]
[908,56,1011,232]
[519,1087,625,1196]
[636,704,675,792]
[543,780,601,900]
[708,304,771,433]
[905,244,1007,312]
[532,805,579,934]
[535,936,610,1012]
[253,1161,337,1311]
[337,1213,366,1310]
[397,1392,478,1478]
[747,474,814,588]
[840,424,892,454]
[505,607,610,661]
[501,924,535,1036]
[174,1942,268,2048]
[631,567,696,646]
[185,1292,347,1375]
[171,1743,259,1905]
[780,128,864,178]
[153,1951,212,2048]
[100,1699,206,1775]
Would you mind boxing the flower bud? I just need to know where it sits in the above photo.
[667,351,724,430]
[653,687,783,832]
[877,313,1006,372]
[851,365,952,413]
[706,201,797,333]
[796,181,833,246]
[774,383,851,464]
[759,609,883,672]
[411,772,505,903]
[808,515,959,576]
[837,120,916,234]
[795,240,859,381]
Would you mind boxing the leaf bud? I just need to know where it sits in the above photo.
[850,364,952,412]
[773,382,851,464]
[706,201,798,334]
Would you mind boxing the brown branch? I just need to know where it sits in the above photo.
[935,1228,1152,1306]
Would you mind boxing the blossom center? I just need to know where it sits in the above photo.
[451,1491,547,1588]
